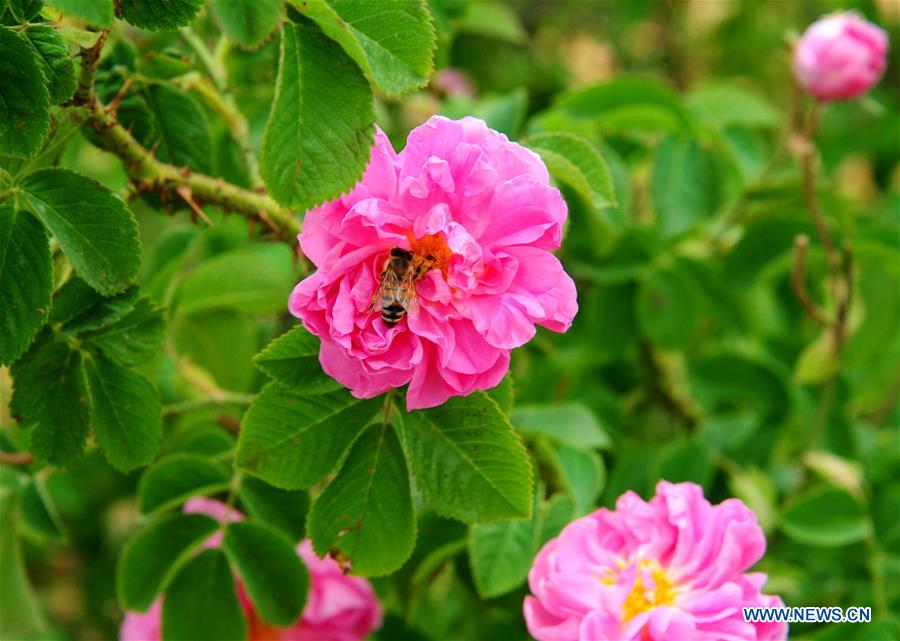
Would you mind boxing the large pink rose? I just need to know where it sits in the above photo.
[793,11,888,101]
[289,116,578,410]
[120,499,382,641]
[524,482,788,641]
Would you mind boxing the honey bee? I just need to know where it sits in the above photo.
[368,247,436,326]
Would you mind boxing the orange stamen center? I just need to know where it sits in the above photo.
[407,232,453,279]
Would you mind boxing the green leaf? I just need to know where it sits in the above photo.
[686,84,779,130]
[237,476,309,542]
[171,309,259,392]
[19,168,141,295]
[210,0,280,49]
[47,0,114,27]
[81,297,165,366]
[19,475,65,542]
[58,285,138,334]
[538,493,575,547]
[24,26,76,104]
[637,264,701,349]
[780,487,871,547]
[0,485,47,639]
[253,324,340,392]
[162,549,247,641]
[652,440,713,490]
[557,77,693,133]
[176,245,294,315]
[10,338,90,466]
[468,490,540,598]
[650,135,719,240]
[524,132,616,209]
[441,89,528,137]
[84,353,161,472]
[7,0,44,21]
[117,512,219,611]
[138,454,230,515]
[119,0,204,31]
[397,392,533,522]
[308,423,415,576]
[0,27,50,158]
[0,208,51,365]
[486,374,514,415]
[454,1,525,43]
[222,521,309,626]
[540,440,605,515]
[260,18,375,211]
[510,402,611,450]
[142,82,212,172]
[290,0,436,97]
[236,382,380,489]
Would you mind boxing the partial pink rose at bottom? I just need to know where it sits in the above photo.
[120,499,382,641]
[524,481,788,641]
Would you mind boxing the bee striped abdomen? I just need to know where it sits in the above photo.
[381,301,406,326]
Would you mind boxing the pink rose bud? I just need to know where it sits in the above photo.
[793,11,889,101]
[523,482,788,641]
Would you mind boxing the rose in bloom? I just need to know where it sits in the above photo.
[524,482,787,641]
[793,11,888,101]
[121,499,382,641]
[289,116,578,410]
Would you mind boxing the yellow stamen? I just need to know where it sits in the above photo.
[621,559,676,621]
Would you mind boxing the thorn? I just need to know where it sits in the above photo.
[175,185,213,226]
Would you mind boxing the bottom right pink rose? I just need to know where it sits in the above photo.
[524,481,788,641]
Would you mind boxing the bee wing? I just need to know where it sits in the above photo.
[367,260,394,312]
[399,271,420,319]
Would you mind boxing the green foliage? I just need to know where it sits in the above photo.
[138,454,230,515]
[83,352,161,472]
[117,512,219,611]
[119,0,204,31]
[253,324,341,392]
[222,522,309,626]
[24,26,77,104]
[162,549,247,641]
[141,83,212,172]
[524,132,616,209]
[19,168,141,295]
[308,423,415,576]
[11,338,91,466]
[237,477,309,542]
[260,18,375,211]
[210,0,281,49]
[0,208,51,364]
[1,2,898,640]
[781,487,872,547]
[290,0,436,97]
[650,135,720,240]
[0,27,50,157]
[236,382,380,489]
[397,393,533,522]
[47,0,114,27]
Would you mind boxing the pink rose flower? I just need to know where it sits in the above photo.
[432,68,476,99]
[121,499,382,641]
[793,11,888,101]
[289,116,578,410]
[523,482,788,641]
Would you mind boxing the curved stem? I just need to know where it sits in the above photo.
[73,31,298,238]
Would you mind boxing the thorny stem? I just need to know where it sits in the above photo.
[72,31,299,238]
[790,235,829,325]
[792,99,856,449]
